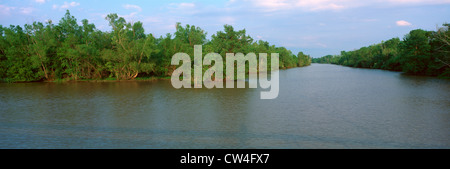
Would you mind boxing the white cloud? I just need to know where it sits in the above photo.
[315,42,328,48]
[169,2,196,9]
[53,1,80,10]
[396,20,412,26]
[167,2,198,15]
[0,5,35,16]
[295,0,352,11]
[60,3,70,9]
[142,16,162,23]
[250,0,289,11]
[70,2,80,7]
[362,18,378,22]
[248,0,354,12]
[220,16,236,24]
[119,12,138,22]
[309,3,345,11]
[116,4,143,22]
[385,0,450,5]
[35,0,47,4]
[241,0,450,12]
[123,4,142,12]
[178,3,195,8]
[0,5,15,16]
[20,7,34,14]
[301,35,320,41]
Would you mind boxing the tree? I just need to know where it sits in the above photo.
[25,21,57,80]
[103,13,157,80]
[57,10,82,80]
[210,25,253,56]
[0,10,312,82]
[0,25,6,80]
[400,29,432,75]
[297,52,311,67]
[175,22,206,47]
[3,25,41,82]
[430,23,450,77]
[77,19,104,79]
[314,25,449,78]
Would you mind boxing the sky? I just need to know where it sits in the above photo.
[0,0,449,58]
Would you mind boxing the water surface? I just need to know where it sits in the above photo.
[0,64,449,148]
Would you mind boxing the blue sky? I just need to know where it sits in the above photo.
[0,0,449,58]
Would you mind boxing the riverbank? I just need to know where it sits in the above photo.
[0,76,172,83]
[312,25,450,78]
[50,76,172,83]
[1,64,312,83]
[313,63,450,79]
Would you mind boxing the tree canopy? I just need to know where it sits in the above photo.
[0,10,311,82]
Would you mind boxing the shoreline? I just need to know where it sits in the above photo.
[313,63,450,79]
[0,76,172,83]
[0,65,311,83]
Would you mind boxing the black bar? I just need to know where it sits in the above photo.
[2,149,447,168]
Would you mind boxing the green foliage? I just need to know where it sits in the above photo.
[0,25,5,81]
[0,10,311,83]
[103,13,158,80]
[429,23,450,77]
[3,25,42,82]
[399,29,432,74]
[297,52,311,67]
[313,24,450,78]
[210,25,253,56]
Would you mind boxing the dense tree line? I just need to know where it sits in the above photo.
[0,10,311,82]
[313,24,450,78]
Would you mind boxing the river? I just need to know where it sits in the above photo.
[0,64,449,148]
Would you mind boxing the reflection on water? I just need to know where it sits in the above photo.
[0,64,449,148]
